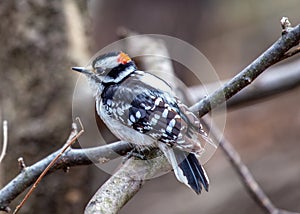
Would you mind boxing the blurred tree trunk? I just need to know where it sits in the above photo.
[0,1,91,213]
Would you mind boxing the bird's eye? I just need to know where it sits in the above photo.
[96,67,105,74]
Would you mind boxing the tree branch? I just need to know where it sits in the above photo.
[226,62,300,109]
[188,60,300,109]
[281,47,300,60]
[85,150,170,214]
[0,140,132,211]
[190,22,300,116]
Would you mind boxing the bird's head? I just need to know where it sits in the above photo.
[72,51,137,86]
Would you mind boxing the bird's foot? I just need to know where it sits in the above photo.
[122,148,147,163]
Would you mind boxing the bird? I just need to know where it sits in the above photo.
[72,51,212,194]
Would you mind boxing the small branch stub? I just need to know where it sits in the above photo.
[18,157,26,171]
[281,17,292,34]
[13,120,85,214]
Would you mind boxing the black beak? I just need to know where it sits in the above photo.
[72,67,86,73]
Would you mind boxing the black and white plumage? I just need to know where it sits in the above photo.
[72,51,211,194]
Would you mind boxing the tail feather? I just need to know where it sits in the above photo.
[174,149,209,194]
[158,143,209,194]
[188,153,209,192]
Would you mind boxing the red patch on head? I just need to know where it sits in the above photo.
[118,52,132,64]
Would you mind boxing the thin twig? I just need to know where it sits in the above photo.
[13,120,84,214]
[202,119,299,214]
[206,120,277,213]
[0,140,132,211]
[0,120,8,163]
[221,140,299,214]
[281,46,300,60]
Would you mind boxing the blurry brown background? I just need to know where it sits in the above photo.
[0,0,299,213]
